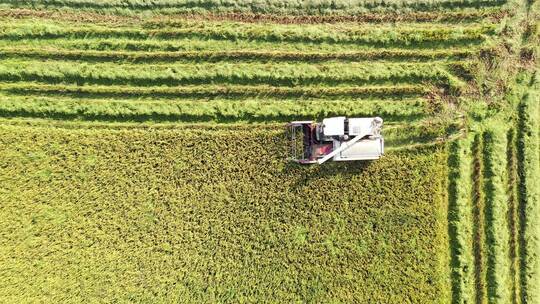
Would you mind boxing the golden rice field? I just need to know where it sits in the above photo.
[0,0,538,302]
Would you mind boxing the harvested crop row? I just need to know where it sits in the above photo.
[0,47,479,62]
[506,128,521,304]
[0,21,496,46]
[448,135,476,304]
[0,83,428,99]
[379,120,461,147]
[0,17,497,32]
[0,31,485,52]
[0,95,427,122]
[0,60,460,88]
[483,127,511,304]
[144,8,508,24]
[0,123,451,303]
[138,18,494,30]
[472,133,488,304]
[517,83,540,304]
[0,7,509,24]
[0,0,507,14]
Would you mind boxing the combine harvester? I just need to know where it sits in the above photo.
[287,117,384,164]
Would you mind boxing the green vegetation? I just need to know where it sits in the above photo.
[0,19,496,46]
[0,82,428,99]
[0,0,538,302]
[0,60,462,87]
[483,127,511,303]
[448,135,475,303]
[518,76,539,304]
[0,47,479,62]
[0,95,427,122]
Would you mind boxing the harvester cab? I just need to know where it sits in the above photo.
[287,117,384,164]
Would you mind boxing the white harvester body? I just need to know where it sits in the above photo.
[287,117,384,164]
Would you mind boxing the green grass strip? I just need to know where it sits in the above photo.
[0,34,487,52]
[0,20,496,46]
[517,79,540,304]
[448,135,476,304]
[0,59,460,88]
[472,133,488,304]
[0,94,426,123]
[506,128,522,304]
[483,126,511,304]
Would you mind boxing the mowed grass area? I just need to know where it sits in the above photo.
[447,71,540,304]
[0,11,495,127]
[0,123,450,303]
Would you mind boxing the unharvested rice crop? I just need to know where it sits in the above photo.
[0,123,450,303]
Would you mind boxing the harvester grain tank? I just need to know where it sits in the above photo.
[287,117,384,164]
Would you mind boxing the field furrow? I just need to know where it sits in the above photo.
[0,83,428,99]
[0,47,480,62]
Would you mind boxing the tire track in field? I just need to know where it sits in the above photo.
[0,83,428,99]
